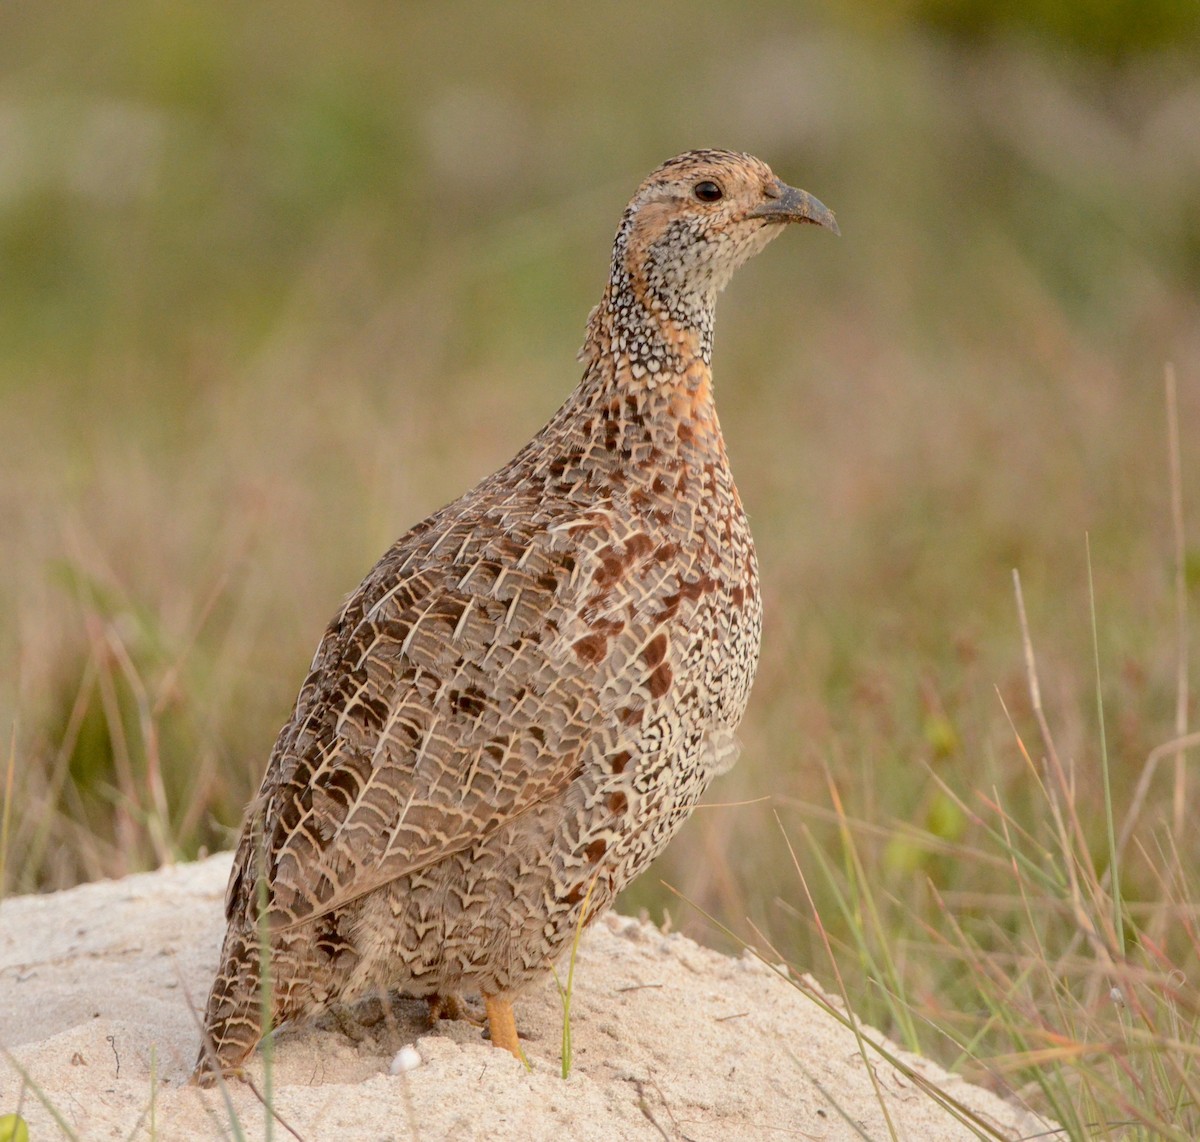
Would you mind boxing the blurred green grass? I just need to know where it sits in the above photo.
[3,1,1200,1128]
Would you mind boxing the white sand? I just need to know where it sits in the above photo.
[1,855,1053,1140]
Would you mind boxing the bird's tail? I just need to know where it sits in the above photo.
[192,924,273,1085]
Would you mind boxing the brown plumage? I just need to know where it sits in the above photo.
[194,150,837,1081]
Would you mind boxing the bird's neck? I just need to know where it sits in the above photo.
[581,255,717,375]
[515,274,729,506]
[566,278,725,460]
[576,242,722,416]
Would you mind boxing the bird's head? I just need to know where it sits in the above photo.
[612,149,839,308]
[588,150,838,374]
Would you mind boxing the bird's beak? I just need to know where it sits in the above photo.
[748,181,840,236]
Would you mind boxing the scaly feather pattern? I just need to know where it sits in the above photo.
[195,150,837,1079]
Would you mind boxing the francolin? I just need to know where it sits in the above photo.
[195,149,837,1080]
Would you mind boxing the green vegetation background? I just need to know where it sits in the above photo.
[3,0,1200,1120]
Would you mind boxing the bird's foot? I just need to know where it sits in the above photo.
[483,995,530,1069]
[426,992,484,1027]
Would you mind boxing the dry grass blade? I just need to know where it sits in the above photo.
[0,728,15,898]
[1164,363,1190,842]
[776,809,901,1142]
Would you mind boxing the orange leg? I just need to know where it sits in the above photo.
[484,995,527,1065]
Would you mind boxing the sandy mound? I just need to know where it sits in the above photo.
[1,855,1051,1140]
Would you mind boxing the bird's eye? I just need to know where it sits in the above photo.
[693,180,723,203]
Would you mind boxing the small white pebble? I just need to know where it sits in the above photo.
[389,1045,422,1075]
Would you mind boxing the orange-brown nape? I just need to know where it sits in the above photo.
[194,150,836,1084]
